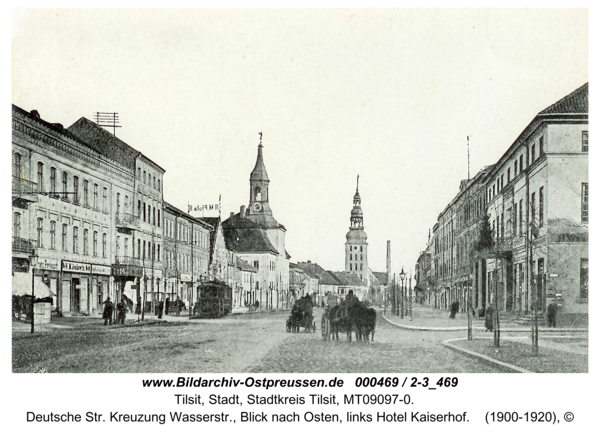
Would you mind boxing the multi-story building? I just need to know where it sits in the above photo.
[163,202,211,311]
[67,118,165,314]
[12,106,127,316]
[417,83,588,321]
[481,83,588,319]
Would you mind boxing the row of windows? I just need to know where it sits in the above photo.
[165,251,204,273]
[349,254,363,261]
[349,246,364,252]
[30,217,109,257]
[138,199,161,227]
[137,167,161,192]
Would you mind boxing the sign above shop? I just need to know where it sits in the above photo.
[38,258,59,271]
[62,261,92,273]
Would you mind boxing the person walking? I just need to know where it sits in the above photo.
[116,297,127,324]
[103,297,114,326]
[484,304,494,332]
[547,299,557,327]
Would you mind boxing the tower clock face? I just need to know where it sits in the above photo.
[253,202,262,212]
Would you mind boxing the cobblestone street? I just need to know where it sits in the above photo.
[248,310,500,373]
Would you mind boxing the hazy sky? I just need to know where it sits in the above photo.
[11,8,588,276]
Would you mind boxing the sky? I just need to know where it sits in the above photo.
[11,8,589,277]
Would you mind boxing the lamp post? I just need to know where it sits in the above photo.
[400,268,405,319]
[29,250,39,334]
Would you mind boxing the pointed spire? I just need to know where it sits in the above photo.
[356,174,359,192]
[250,132,269,181]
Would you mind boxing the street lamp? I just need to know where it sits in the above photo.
[29,249,39,334]
[400,268,405,319]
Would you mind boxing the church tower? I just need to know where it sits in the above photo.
[247,133,278,227]
[345,175,368,284]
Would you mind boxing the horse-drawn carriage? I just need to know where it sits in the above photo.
[286,295,316,333]
[321,292,376,342]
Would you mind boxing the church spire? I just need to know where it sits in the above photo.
[350,174,363,229]
[250,132,269,181]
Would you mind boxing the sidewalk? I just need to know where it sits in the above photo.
[382,305,588,373]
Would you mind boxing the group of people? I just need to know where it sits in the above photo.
[102,297,128,326]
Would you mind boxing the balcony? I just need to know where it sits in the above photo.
[114,255,142,266]
[12,177,38,204]
[13,237,36,254]
[115,212,140,230]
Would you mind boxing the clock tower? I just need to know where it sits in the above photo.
[247,134,277,227]
[345,175,369,284]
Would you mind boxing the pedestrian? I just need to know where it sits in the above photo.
[547,299,557,327]
[450,301,459,319]
[103,297,114,326]
[135,296,141,315]
[165,297,170,316]
[116,297,127,324]
[254,300,259,311]
[157,300,164,319]
[484,304,494,332]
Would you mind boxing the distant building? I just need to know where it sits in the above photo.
[345,177,369,285]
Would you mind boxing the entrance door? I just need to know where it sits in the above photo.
[71,278,80,312]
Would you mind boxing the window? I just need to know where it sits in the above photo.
[138,200,141,217]
[157,210,160,227]
[73,176,79,205]
[83,180,89,206]
[143,203,146,222]
[138,167,141,180]
[124,238,129,257]
[514,160,518,178]
[125,195,129,211]
[153,206,156,225]
[580,258,588,299]
[496,179,500,193]
[50,167,57,196]
[13,152,22,178]
[62,171,68,200]
[50,221,56,249]
[157,245,160,262]
[137,239,141,259]
[93,184,98,209]
[582,131,588,152]
[83,229,89,255]
[531,192,536,223]
[531,143,536,162]
[153,176,156,189]
[93,231,98,256]
[117,193,121,215]
[539,187,544,227]
[507,168,511,183]
[492,185,495,196]
[103,233,107,258]
[37,162,44,192]
[254,261,259,270]
[37,218,44,248]
[582,183,589,223]
[143,171,146,185]
[103,187,107,212]
[519,155,523,173]
[500,175,504,190]
[539,136,544,156]
[158,179,161,191]
[13,212,21,238]
[519,199,523,236]
[73,226,79,254]
[62,224,68,252]
[143,240,146,260]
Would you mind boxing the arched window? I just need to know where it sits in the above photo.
[93,231,98,257]
[73,176,79,205]
[93,184,99,209]
[62,224,68,252]
[254,187,261,201]
[37,162,44,192]
[62,171,68,200]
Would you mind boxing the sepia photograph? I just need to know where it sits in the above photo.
[10,8,589,376]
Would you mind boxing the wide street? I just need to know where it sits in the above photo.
[13,310,500,373]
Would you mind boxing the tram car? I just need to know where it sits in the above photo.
[192,281,232,318]
[286,294,316,333]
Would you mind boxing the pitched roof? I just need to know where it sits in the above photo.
[236,257,258,272]
[330,271,367,287]
[67,117,141,170]
[221,214,278,254]
[293,262,339,285]
[372,271,389,286]
[539,82,588,115]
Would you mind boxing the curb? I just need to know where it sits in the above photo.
[443,337,533,373]
[381,314,588,333]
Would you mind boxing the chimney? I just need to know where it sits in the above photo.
[230,212,234,218]
[30,110,40,118]
[386,240,391,284]
[240,205,246,217]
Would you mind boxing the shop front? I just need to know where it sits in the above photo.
[61,260,111,316]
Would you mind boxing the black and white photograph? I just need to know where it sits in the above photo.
[7,5,594,431]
